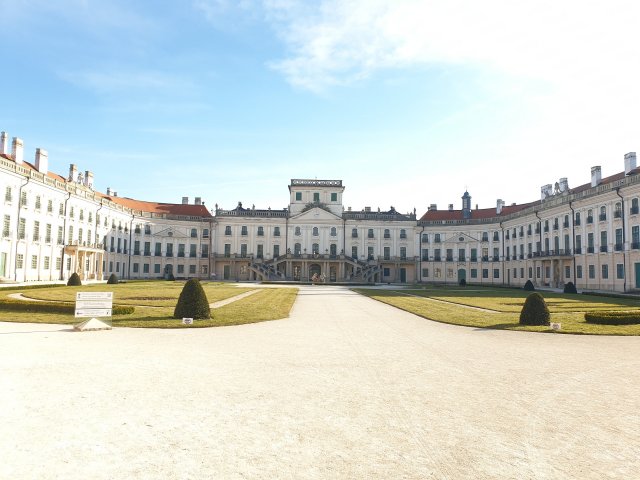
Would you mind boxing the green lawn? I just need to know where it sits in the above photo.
[0,281,298,328]
[353,287,640,335]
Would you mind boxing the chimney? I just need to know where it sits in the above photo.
[69,164,77,182]
[35,148,48,174]
[461,191,471,219]
[84,170,94,189]
[0,131,8,155]
[448,204,454,211]
[496,199,505,215]
[364,206,371,212]
[428,204,437,211]
[591,166,602,187]
[113,191,117,197]
[106,187,112,196]
[559,177,568,193]
[625,152,637,175]
[195,197,202,205]
[12,137,24,164]
[540,184,553,200]
[182,197,189,205]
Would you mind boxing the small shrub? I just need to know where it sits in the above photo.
[459,278,466,287]
[519,292,550,326]
[107,273,119,284]
[173,279,211,320]
[523,280,535,291]
[585,312,640,325]
[67,272,82,286]
[563,281,577,294]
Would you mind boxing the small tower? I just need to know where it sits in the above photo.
[462,191,471,219]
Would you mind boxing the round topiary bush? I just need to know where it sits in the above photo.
[173,279,211,320]
[107,273,119,284]
[519,292,550,326]
[459,278,466,287]
[67,272,82,286]
[563,281,577,294]
[523,279,535,291]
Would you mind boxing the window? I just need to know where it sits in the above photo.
[528,267,533,278]
[446,249,453,261]
[166,244,174,257]
[45,224,52,243]
[273,245,280,258]
[434,248,441,261]
[615,228,623,251]
[482,269,488,279]
[2,215,10,237]
[257,244,264,258]
[633,226,640,248]
[400,229,407,239]
[295,226,301,236]
[155,242,162,255]
[400,247,407,260]
[258,226,264,236]
[16,254,23,269]
[632,198,639,215]
[31,255,38,269]
[435,234,441,243]
[20,191,27,207]
[575,212,581,225]
[177,265,184,274]
[614,202,622,218]
[189,265,196,275]
[201,244,208,258]
[201,265,208,275]
[470,269,477,278]
[44,256,50,269]
[537,267,541,278]
[225,226,232,235]
[421,248,428,261]
[330,227,337,237]
[145,225,151,235]
[295,192,302,201]
[144,242,151,256]
[421,233,427,243]
[422,268,429,277]
[202,228,209,238]
[79,209,84,221]
[189,244,197,257]
[59,203,64,215]
[352,246,357,258]
[35,196,41,210]
[385,247,391,260]
[313,192,320,202]
[241,226,248,236]
[143,264,150,273]
[57,226,63,245]
[617,264,624,279]
[458,248,465,261]
[383,268,390,277]
[600,231,607,252]
[470,248,477,261]
[240,244,247,257]
[602,264,608,279]
[18,218,25,239]
[294,243,301,255]
[69,206,74,218]
[588,265,595,279]
[513,268,517,278]
[274,227,280,237]
[367,246,373,259]
[224,244,231,257]
[331,193,337,202]
[190,228,197,238]
[154,264,161,274]
[599,206,606,221]
[565,266,570,279]
[4,186,11,202]
[482,232,488,242]
[587,209,593,223]
[351,228,358,238]
[367,228,374,239]
[133,263,139,273]
[313,227,319,236]
[493,269,500,278]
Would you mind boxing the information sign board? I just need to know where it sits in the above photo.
[75,292,113,318]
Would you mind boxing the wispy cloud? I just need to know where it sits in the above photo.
[59,69,194,93]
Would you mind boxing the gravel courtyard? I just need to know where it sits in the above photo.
[1,285,639,479]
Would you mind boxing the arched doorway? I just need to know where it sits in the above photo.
[309,264,321,281]
[457,268,466,282]
[164,264,173,279]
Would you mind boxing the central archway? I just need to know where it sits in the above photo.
[309,264,321,280]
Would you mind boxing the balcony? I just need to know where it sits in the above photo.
[421,256,428,262]
[519,231,524,237]
[587,216,594,224]
[527,229,532,236]
[133,250,141,256]
[632,242,640,249]
[177,252,185,257]
[433,255,441,261]
[512,255,517,260]
[143,250,151,256]
[492,256,500,262]
[492,235,499,241]
[599,214,607,222]
[614,211,622,219]
[519,254,524,260]
[631,206,639,215]
[385,234,392,239]
[400,234,407,239]
[446,256,454,262]
[352,233,358,238]
[481,256,489,261]
[615,243,623,252]
[575,219,581,226]
[587,246,595,253]
[505,233,510,239]
[470,256,477,262]
[368,234,374,239]
[459,256,466,262]
[574,247,582,254]
[600,245,608,252]
[553,224,559,231]
[481,236,488,242]
[563,221,570,228]
[535,227,541,234]
[544,226,549,233]
[190,253,196,258]
[201,253,209,258]
[166,252,173,257]
[155,251,162,256]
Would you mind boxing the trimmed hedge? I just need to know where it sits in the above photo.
[584,312,640,325]
[67,273,82,286]
[519,292,550,326]
[107,273,119,284]
[523,280,535,291]
[563,281,578,294]
[173,279,210,320]
[0,299,134,315]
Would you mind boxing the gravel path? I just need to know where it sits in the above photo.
[1,285,639,479]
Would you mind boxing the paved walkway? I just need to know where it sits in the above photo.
[1,285,639,479]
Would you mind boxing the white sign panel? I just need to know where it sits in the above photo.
[75,292,113,318]
[182,318,193,325]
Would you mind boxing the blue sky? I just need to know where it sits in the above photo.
[2,0,640,215]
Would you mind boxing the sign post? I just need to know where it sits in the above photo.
[73,292,113,331]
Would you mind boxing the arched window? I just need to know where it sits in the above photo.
[312,243,319,254]
[351,228,358,238]
[587,209,593,223]
[400,229,407,239]
[312,227,319,236]
[330,244,337,256]
[632,198,639,214]
[386,229,391,239]
[615,202,622,218]
[191,228,197,238]
[575,212,581,225]
[295,226,301,236]
[257,226,264,236]
[294,243,301,255]
[330,227,337,237]
[600,206,606,221]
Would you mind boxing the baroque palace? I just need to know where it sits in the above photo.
[2,130,640,292]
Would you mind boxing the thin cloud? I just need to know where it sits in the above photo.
[59,69,194,93]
